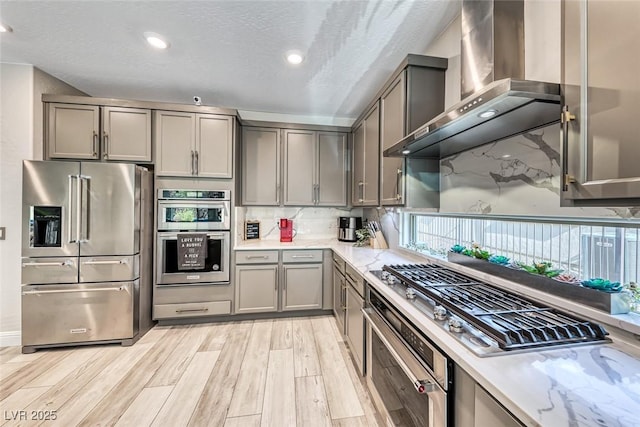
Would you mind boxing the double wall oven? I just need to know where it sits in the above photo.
[156,189,231,285]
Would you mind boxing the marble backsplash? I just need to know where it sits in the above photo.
[235,206,363,242]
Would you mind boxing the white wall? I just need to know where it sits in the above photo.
[0,64,85,346]
[0,63,34,346]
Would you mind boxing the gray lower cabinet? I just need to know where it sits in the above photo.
[235,264,279,314]
[241,127,281,205]
[345,283,364,375]
[283,129,348,206]
[352,102,380,206]
[282,264,323,311]
[562,0,640,205]
[234,250,325,313]
[332,261,346,334]
[47,103,151,162]
[155,111,234,178]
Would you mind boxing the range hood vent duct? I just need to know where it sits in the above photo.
[385,0,561,159]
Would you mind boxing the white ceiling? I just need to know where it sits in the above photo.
[0,1,460,122]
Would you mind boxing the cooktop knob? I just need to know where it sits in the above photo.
[448,317,464,333]
[434,305,448,320]
[405,288,416,300]
[381,271,389,280]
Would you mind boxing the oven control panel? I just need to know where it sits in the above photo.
[158,189,230,200]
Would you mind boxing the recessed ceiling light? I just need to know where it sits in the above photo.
[501,154,511,158]
[0,23,13,33]
[402,149,411,155]
[144,32,169,49]
[478,109,498,118]
[285,51,304,65]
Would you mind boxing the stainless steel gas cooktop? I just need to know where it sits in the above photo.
[371,263,610,357]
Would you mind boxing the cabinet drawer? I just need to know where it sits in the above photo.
[345,263,365,297]
[80,255,139,283]
[154,300,231,319]
[332,251,346,273]
[236,250,279,264]
[282,250,323,263]
[22,257,78,285]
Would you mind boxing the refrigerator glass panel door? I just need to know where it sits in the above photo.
[79,163,139,256]
[22,160,80,257]
[21,282,135,346]
[21,257,78,285]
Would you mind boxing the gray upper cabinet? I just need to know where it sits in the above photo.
[242,127,281,206]
[380,72,406,205]
[379,58,447,208]
[283,129,348,206]
[562,0,640,205]
[155,111,234,178]
[352,102,380,206]
[47,103,151,162]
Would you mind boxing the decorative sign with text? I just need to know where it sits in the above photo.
[245,221,260,240]
[177,233,207,270]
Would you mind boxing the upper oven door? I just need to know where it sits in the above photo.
[157,231,230,284]
[364,306,448,427]
[157,200,230,231]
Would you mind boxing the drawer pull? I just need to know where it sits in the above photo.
[175,308,209,313]
[83,259,128,265]
[291,255,314,259]
[246,255,269,259]
[23,286,125,295]
[23,260,73,267]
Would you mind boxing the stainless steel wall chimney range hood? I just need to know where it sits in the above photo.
[384,0,561,159]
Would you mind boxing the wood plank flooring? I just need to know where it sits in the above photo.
[0,316,381,427]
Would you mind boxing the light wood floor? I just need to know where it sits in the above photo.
[0,316,381,427]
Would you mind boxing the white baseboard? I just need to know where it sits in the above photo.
[0,331,21,347]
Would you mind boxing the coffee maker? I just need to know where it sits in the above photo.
[338,217,362,242]
[279,218,294,242]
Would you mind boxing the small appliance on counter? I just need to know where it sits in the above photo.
[279,218,294,242]
[338,216,362,242]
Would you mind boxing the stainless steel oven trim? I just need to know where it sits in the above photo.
[157,200,230,231]
[365,308,448,427]
[157,189,231,201]
[156,231,230,284]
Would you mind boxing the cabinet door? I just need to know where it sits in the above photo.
[102,107,151,162]
[345,285,364,374]
[562,0,640,204]
[362,102,380,206]
[235,265,278,314]
[317,132,348,206]
[196,114,234,178]
[352,122,365,206]
[380,73,406,206]
[242,127,281,205]
[332,269,344,324]
[47,103,99,159]
[282,264,323,311]
[154,111,196,177]
[283,129,316,206]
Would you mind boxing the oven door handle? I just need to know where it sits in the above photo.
[363,307,438,395]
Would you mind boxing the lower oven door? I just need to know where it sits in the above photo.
[157,231,230,285]
[364,308,448,427]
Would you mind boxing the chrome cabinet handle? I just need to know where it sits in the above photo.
[175,308,209,313]
[396,168,402,201]
[22,286,125,295]
[358,181,364,203]
[23,260,73,267]
[561,105,576,191]
[92,132,99,158]
[83,259,128,265]
[246,255,269,260]
[103,132,109,159]
[291,255,314,259]
[195,150,199,174]
[191,151,195,175]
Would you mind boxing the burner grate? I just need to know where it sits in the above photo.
[383,263,609,351]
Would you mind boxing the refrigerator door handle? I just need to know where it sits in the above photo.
[22,286,126,295]
[68,175,78,243]
[78,175,90,242]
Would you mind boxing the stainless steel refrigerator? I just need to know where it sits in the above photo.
[21,160,153,353]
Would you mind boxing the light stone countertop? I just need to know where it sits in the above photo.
[234,238,640,426]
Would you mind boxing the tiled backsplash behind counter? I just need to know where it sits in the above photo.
[235,207,364,242]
